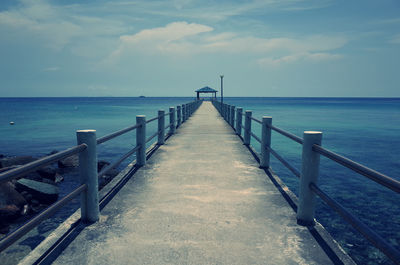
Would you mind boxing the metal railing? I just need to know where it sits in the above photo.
[0,99,202,253]
[211,100,400,264]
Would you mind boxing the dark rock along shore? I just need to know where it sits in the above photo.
[0,153,119,235]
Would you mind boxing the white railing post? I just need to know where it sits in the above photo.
[244,110,252,145]
[297,131,322,226]
[136,115,146,166]
[236,108,242,135]
[76,130,99,223]
[260,117,272,168]
[169,107,176,134]
[177,105,181,127]
[158,110,165,145]
[230,106,235,127]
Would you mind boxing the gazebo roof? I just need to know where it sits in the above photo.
[195,86,218,93]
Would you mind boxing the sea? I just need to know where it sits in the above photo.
[0,97,399,265]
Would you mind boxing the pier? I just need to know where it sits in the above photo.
[1,99,399,264]
[16,101,351,264]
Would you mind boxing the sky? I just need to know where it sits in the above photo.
[0,0,399,97]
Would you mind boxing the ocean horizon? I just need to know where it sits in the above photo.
[0,97,399,264]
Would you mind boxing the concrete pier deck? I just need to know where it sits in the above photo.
[50,102,351,264]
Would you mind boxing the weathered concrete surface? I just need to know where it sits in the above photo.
[52,102,347,265]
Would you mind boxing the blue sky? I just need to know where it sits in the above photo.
[0,0,399,97]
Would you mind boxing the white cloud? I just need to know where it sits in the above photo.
[0,0,127,52]
[389,34,400,44]
[258,52,343,66]
[373,18,400,25]
[109,21,213,59]
[107,21,347,66]
[120,21,213,43]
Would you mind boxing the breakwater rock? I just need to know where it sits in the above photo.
[0,154,120,235]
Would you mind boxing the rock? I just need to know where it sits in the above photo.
[0,181,27,208]
[54,173,64,183]
[36,167,57,181]
[98,160,110,172]
[58,155,79,168]
[105,168,119,178]
[0,156,36,168]
[0,165,18,173]
[24,172,43,182]
[48,150,58,156]
[20,191,33,202]
[15,179,59,204]
[31,199,40,206]
[0,204,20,221]
[30,203,47,214]
[0,224,10,234]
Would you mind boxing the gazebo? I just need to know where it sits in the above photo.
[195,86,218,100]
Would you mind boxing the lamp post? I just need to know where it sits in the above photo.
[220,75,224,103]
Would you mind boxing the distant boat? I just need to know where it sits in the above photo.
[139,96,146,98]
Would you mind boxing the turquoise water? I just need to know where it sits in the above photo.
[0,97,399,264]
[224,97,400,264]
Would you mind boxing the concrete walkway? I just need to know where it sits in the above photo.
[52,102,347,264]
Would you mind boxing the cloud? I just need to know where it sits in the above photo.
[389,34,400,44]
[109,21,213,59]
[258,52,343,66]
[121,21,213,43]
[107,21,347,66]
[0,0,127,53]
[373,18,400,25]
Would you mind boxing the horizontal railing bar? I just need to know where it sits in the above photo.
[0,144,87,184]
[98,145,140,179]
[310,183,400,264]
[165,124,170,130]
[146,131,158,143]
[251,117,262,124]
[313,144,400,194]
[250,132,261,143]
[267,146,301,178]
[269,125,303,145]
[0,184,87,253]
[97,124,141,145]
[146,116,159,124]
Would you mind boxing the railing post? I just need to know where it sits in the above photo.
[136,115,146,166]
[230,106,235,127]
[260,117,272,168]
[236,108,242,135]
[226,104,230,122]
[158,110,165,145]
[186,104,189,118]
[297,131,322,226]
[244,110,252,145]
[76,130,99,223]
[182,104,186,122]
[177,105,181,127]
[169,107,176,134]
